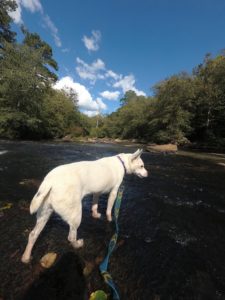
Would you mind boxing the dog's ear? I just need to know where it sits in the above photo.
[131,149,143,160]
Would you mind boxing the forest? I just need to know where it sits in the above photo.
[1,0,225,148]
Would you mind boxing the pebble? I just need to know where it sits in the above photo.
[144,237,152,243]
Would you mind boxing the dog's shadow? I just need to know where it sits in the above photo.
[22,252,87,300]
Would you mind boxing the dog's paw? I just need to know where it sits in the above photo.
[72,239,84,249]
[92,211,101,219]
[106,214,112,222]
[21,255,31,264]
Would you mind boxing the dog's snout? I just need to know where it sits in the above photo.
[144,166,149,177]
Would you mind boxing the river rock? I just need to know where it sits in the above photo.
[40,252,57,268]
[146,143,178,153]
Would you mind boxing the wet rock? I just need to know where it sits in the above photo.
[61,135,73,142]
[83,261,95,276]
[144,237,152,243]
[19,178,41,188]
[83,255,105,276]
[0,202,12,211]
[40,252,57,268]
[146,143,178,153]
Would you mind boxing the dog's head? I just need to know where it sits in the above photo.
[121,149,148,177]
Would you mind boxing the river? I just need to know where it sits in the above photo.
[0,140,225,300]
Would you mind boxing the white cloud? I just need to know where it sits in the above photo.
[75,57,145,96]
[96,97,107,110]
[9,0,42,24]
[9,0,61,47]
[100,90,120,101]
[82,110,99,117]
[76,57,105,84]
[105,70,120,81]
[42,14,62,47]
[8,2,22,23]
[113,74,146,96]
[61,48,70,53]
[20,0,43,13]
[53,76,107,114]
[82,30,101,52]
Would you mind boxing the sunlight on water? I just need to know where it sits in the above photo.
[0,150,8,155]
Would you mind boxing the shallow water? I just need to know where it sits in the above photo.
[0,140,225,299]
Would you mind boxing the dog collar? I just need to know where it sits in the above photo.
[117,156,127,174]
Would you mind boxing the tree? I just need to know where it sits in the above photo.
[103,92,153,140]
[151,73,195,144]
[192,54,225,145]
[0,4,82,140]
[22,28,58,82]
[0,39,58,138]
[0,0,17,47]
[40,89,80,138]
[120,90,137,106]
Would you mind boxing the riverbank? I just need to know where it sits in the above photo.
[60,135,225,153]
[1,135,225,154]
[60,135,146,147]
[61,136,178,153]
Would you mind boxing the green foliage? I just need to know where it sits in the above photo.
[85,115,106,138]
[120,90,137,106]
[150,73,195,144]
[0,41,54,138]
[40,89,80,138]
[22,27,58,81]
[0,5,81,140]
[97,55,225,147]
[0,32,80,139]
[0,0,17,47]
[192,54,225,144]
[102,91,153,140]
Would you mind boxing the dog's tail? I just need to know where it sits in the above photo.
[30,184,52,214]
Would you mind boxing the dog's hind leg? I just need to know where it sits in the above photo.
[67,203,84,249]
[92,193,101,219]
[21,204,53,263]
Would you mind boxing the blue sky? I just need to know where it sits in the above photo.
[10,0,225,116]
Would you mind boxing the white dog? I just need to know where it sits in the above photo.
[21,149,148,263]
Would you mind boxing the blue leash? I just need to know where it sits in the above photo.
[99,185,124,300]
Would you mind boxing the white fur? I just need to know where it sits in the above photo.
[21,149,148,263]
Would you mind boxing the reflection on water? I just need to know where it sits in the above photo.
[0,140,225,299]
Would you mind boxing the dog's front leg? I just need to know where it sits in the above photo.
[92,193,101,219]
[106,188,118,222]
